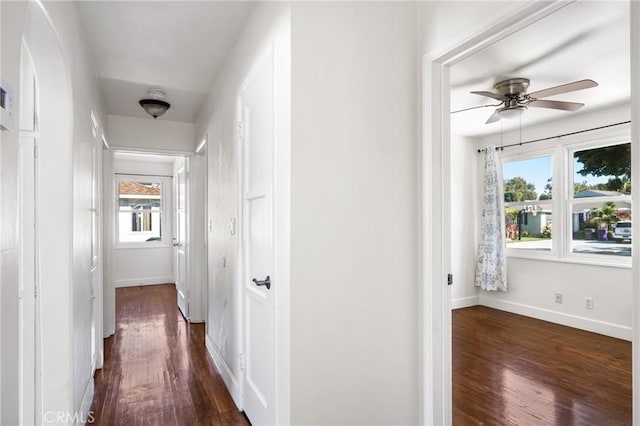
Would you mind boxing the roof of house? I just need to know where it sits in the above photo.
[574,189,626,198]
[119,181,160,196]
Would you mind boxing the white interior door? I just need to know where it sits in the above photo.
[18,44,38,426]
[241,49,275,426]
[89,113,101,371]
[174,157,188,318]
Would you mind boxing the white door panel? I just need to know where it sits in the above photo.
[174,158,188,318]
[241,48,275,426]
[18,134,37,426]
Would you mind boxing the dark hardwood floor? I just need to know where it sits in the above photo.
[453,306,632,425]
[90,284,249,426]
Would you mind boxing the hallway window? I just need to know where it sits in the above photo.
[116,177,164,244]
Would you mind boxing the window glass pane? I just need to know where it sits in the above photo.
[571,201,631,257]
[573,143,631,197]
[118,180,162,243]
[503,156,553,252]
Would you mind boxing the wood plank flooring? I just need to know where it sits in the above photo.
[453,306,632,425]
[90,284,249,426]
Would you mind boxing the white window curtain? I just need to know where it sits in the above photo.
[475,145,507,292]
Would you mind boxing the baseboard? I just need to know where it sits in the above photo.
[205,334,243,410]
[78,378,94,426]
[479,296,632,341]
[114,276,175,288]
[452,295,479,310]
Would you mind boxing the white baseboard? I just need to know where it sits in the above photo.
[452,295,479,310]
[78,378,94,426]
[479,296,632,341]
[205,334,243,410]
[114,276,174,288]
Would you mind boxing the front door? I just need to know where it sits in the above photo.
[174,157,188,318]
[241,48,275,426]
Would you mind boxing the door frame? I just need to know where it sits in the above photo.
[105,147,194,333]
[420,1,640,424]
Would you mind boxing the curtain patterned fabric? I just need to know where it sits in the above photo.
[475,145,507,292]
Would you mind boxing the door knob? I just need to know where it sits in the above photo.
[252,276,271,290]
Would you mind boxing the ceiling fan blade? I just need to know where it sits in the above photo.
[528,79,598,99]
[471,91,507,101]
[451,102,503,114]
[529,99,585,111]
[485,111,501,124]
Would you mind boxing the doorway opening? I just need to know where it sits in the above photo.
[105,150,206,324]
[423,1,640,424]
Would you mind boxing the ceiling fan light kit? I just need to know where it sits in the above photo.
[465,77,598,124]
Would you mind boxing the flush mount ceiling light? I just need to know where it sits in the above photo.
[139,88,170,119]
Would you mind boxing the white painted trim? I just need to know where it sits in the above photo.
[206,335,243,410]
[630,2,640,423]
[114,276,174,288]
[77,379,94,426]
[479,297,632,341]
[451,296,479,310]
[110,145,194,157]
[422,2,577,424]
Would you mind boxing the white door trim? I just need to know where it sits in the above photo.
[630,3,640,424]
[421,2,586,424]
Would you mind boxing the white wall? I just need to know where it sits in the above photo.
[290,3,418,424]
[107,114,194,153]
[0,3,28,422]
[194,1,290,413]
[473,104,633,339]
[418,1,529,55]
[111,156,174,288]
[451,134,480,308]
[1,1,107,422]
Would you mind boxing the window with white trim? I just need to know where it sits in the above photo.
[501,138,631,262]
[116,176,167,245]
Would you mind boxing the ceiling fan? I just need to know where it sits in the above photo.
[462,78,598,124]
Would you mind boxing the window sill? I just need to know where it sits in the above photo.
[506,251,631,269]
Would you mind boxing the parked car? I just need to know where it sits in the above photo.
[613,221,632,242]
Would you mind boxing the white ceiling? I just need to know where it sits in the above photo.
[77,1,255,123]
[450,1,630,137]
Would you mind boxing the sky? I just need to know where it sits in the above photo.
[502,155,612,199]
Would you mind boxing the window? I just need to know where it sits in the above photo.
[501,139,631,263]
[503,155,553,252]
[570,143,631,257]
[116,176,167,245]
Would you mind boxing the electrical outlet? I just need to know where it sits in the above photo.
[555,292,563,304]
[585,297,594,309]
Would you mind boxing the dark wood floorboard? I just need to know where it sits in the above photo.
[90,284,249,426]
[453,306,632,426]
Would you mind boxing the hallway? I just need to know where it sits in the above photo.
[90,285,248,425]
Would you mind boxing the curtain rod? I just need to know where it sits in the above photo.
[477,120,631,153]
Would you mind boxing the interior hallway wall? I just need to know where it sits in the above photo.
[1,0,107,422]
[290,3,418,424]
[0,2,29,422]
[194,1,290,413]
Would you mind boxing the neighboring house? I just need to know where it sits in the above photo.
[520,210,552,236]
[118,181,162,242]
[572,190,631,232]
